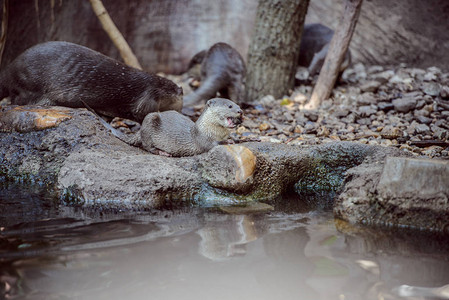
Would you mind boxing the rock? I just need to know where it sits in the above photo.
[201,145,257,193]
[358,105,377,117]
[303,110,319,122]
[420,146,443,157]
[335,156,449,232]
[369,70,394,84]
[258,95,275,106]
[380,126,403,139]
[0,106,72,133]
[341,63,367,83]
[360,80,382,93]
[421,82,441,96]
[392,97,417,113]
[414,123,430,135]
[377,157,449,207]
[415,115,432,125]
[333,107,350,118]
[259,122,271,131]
[357,92,378,105]
[440,85,449,99]
[378,102,394,112]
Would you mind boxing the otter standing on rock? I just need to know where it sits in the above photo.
[0,41,183,123]
[183,43,246,107]
[92,98,243,157]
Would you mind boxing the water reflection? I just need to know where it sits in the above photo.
[1,184,449,300]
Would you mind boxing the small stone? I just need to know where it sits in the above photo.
[440,85,449,99]
[415,115,432,125]
[259,95,275,106]
[392,97,417,113]
[294,125,303,134]
[421,82,441,96]
[317,126,330,137]
[423,72,438,82]
[414,123,430,135]
[357,92,378,105]
[358,105,377,117]
[283,112,294,122]
[259,122,271,131]
[378,102,394,112]
[304,122,318,134]
[381,139,393,147]
[333,107,350,118]
[304,110,319,122]
[370,70,394,84]
[420,146,443,157]
[236,126,249,135]
[380,126,403,139]
[360,80,382,93]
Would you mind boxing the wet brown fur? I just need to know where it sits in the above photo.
[0,41,183,123]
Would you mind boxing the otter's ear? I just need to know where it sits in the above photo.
[207,99,214,107]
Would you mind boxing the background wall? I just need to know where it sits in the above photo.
[2,0,448,73]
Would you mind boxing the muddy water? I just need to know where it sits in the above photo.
[1,184,449,300]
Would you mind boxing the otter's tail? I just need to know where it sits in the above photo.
[183,74,225,107]
[81,100,142,147]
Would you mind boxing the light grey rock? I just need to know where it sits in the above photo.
[421,82,441,96]
[392,97,417,113]
[377,157,449,198]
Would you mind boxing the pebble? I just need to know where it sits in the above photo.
[392,97,417,113]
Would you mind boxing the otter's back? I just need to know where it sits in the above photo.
[141,111,203,156]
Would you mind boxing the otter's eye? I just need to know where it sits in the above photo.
[228,105,232,108]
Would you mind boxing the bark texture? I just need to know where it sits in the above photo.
[306,0,362,109]
[245,0,309,102]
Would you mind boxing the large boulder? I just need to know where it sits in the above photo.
[335,157,449,232]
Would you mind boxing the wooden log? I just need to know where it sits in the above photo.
[305,0,363,110]
[89,0,142,70]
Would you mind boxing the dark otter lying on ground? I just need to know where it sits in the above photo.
[90,98,243,157]
[297,23,352,78]
[183,43,246,107]
[0,41,183,123]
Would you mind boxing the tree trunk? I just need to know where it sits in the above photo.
[306,0,362,110]
[245,0,309,102]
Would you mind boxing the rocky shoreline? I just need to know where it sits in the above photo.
[175,63,448,160]
[1,63,448,233]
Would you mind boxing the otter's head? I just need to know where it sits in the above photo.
[204,98,243,129]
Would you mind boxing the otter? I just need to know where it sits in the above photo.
[90,98,243,157]
[298,23,352,77]
[183,43,246,107]
[0,41,183,123]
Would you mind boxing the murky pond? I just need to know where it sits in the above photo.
[1,183,449,300]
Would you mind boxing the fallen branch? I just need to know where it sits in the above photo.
[89,0,142,70]
[305,0,363,110]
